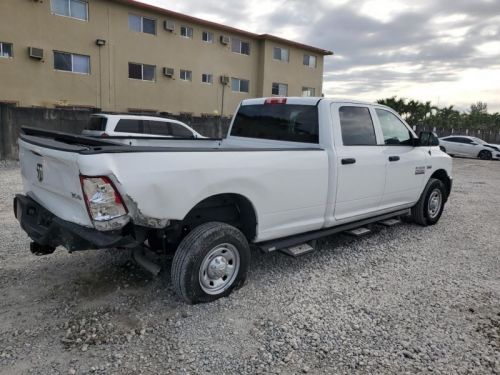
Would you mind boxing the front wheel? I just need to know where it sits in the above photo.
[411,178,446,226]
[171,222,250,304]
[478,150,492,160]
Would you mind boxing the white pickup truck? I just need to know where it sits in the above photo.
[14,97,452,304]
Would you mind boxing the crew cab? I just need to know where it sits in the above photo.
[14,97,452,304]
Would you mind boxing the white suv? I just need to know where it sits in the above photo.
[439,135,500,160]
[82,114,205,139]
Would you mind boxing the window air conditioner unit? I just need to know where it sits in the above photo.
[29,47,44,60]
[220,35,230,45]
[163,67,174,77]
[220,75,230,85]
[164,20,175,32]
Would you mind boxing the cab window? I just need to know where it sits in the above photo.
[339,106,377,146]
[376,109,412,145]
[115,119,143,133]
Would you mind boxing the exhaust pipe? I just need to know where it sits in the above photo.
[132,247,161,276]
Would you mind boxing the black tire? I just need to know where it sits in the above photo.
[411,178,446,226]
[171,222,250,304]
[478,150,492,160]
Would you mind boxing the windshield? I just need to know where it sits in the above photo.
[471,137,485,144]
[86,116,107,131]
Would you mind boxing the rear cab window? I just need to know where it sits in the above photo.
[86,116,107,131]
[230,103,319,143]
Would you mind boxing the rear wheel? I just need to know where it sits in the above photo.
[411,178,446,226]
[171,222,250,304]
[478,150,492,160]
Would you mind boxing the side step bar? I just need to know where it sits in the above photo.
[345,227,371,237]
[258,209,410,253]
[280,243,315,257]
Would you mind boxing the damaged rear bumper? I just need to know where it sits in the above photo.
[14,194,144,252]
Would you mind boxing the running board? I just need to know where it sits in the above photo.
[345,227,371,237]
[258,209,410,253]
[378,218,401,227]
[280,243,315,257]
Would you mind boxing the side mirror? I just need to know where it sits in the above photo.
[417,131,439,147]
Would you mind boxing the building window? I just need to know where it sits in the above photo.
[231,78,249,93]
[272,83,288,96]
[231,38,250,55]
[129,14,156,35]
[51,0,88,21]
[180,26,193,38]
[202,31,214,43]
[180,69,192,81]
[202,73,213,84]
[302,87,315,97]
[0,42,13,58]
[128,62,156,81]
[303,54,317,68]
[273,47,289,62]
[54,51,90,74]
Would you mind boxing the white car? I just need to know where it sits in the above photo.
[82,114,205,139]
[15,97,452,304]
[439,135,500,160]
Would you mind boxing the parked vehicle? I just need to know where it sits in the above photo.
[14,97,453,304]
[439,135,500,160]
[82,114,205,139]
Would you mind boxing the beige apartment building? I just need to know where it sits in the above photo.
[0,0,332,116]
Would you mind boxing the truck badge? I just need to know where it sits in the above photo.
[36,163,43,182]
[415,166,425,175]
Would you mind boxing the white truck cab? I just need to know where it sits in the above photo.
[15,97,452,304]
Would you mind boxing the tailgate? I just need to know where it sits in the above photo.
[19,138,92,227]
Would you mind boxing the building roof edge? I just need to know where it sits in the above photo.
[112,0,334,55]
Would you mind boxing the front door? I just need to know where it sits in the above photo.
[332,104,387,220]
[374,108,428,208]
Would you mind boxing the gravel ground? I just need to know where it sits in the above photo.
[0,158,499,375]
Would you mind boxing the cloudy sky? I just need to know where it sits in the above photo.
[144,0,500,112]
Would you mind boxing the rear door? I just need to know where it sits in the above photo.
[374,108,428,208]
[441,137,461,154]
[332,104,386,220]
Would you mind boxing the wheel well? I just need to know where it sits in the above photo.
[431,169,451,199]
[478,149,491,156]
[182,194,257,242]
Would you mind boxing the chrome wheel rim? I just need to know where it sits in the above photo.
[427,189,442,219]
[199,243,240,295]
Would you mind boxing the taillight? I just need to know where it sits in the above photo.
[80,176,127,223]
[265,97,287,105]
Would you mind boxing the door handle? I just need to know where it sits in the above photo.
[389,156,400,162]
[341,158,356,165]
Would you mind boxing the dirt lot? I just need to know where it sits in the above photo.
[0,158,499,374]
